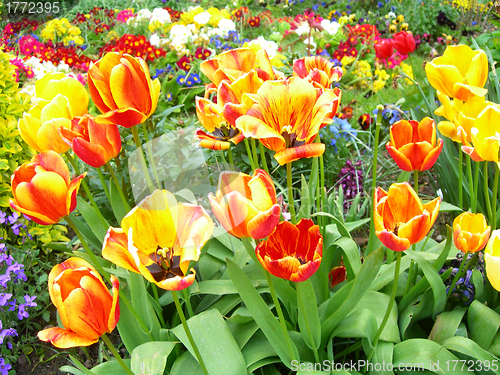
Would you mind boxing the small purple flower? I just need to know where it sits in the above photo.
[6,342,11,349]
[0,357,10,375]
[0,212,5,224]
[23,295,37,308]
[17,305,29,320]
[0,275,10,289]
[7,301,15,312]
[7,213,19,225]
[11,224,22,235]
[0,294,12,306]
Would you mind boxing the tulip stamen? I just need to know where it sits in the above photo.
[146,247,185,282]
[281,125,305,148]
[213,123,241,141]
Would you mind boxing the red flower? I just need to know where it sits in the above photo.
[374,39,394,60]
[329,266,346,287]
[358,114,372,130]
[393,31,416,55]
[256,219,323,282]
[176,55,193,72]
[248,16,261,27]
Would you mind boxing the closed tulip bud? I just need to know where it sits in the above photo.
[38,258,120,348]
[453,212,490,253]
[392,31,416,55]
[10,151,85,225]
[374,39,394,60]
[209,169,281,239]
[59,115,121,168]
[87,52,161,128]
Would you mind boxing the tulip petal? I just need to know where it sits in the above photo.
[376,229,411,251]
[108,275,120,332]
[465,50,488,88]
[38,327,98,349]
[397,210,431,244]
[102,227,141,274]
[247,204,281,239]
[155,271,196,291]
[386,144,413,171]
[420,139,443,171]
[18,114,43,152]
[195,130,231,150]
[386,182,424,223]
[274,143,325,165]
[66,173,86,214]
[72,138,107,168]
[37,119,72,153]
[96,107,147,128]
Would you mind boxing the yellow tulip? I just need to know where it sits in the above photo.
[426,45,488,101]
[485,230,500,291]
[469,104,500,165]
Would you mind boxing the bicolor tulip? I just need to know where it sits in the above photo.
[374,39,394,60]
[208,169,281,239]
[485,230,500,291]
[392,31,416,55]
[386,117,443,172]
[453,212,490,253]
[328,266,347,288]
[10,151,85,225]
[236,77,339,165]
[38,258,120,348]
[255,219,323,282]
[87,52,161,128]
[195,71,262,150]
[468,104,500,165]
[435,92,489,143]
[425,45,488,101]
[374,182,440,251]
[293,56,343,88]
[102,189,213,291]
[59,115,121,168]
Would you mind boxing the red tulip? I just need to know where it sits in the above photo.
[375,39,394,60]
[393,31,416,55]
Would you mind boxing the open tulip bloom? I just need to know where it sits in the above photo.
[485,230,500,292]
[38,257,120,348]
[102,189,214,291]
[292,56,343,89]
[374,182,440,251]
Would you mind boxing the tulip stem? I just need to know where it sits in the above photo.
[172,290,209,375]
[414,170,419,194]
[467,155,475,213]
[296,280,320,363]
[131,125,155,194]
[96,167,111,203]
[141,122,162,189]
[474,161,480,213]
[182,288,195,319]
[227,147,234,167]
[151,284,167,327]
[484,162,493,223]
[101,333,135,375]
[458,149,463,208]
[320,154,326,226]
[493,165,499,231]
[106,163,131,211]
[286,162,297,224]
[241,237,260,266]
[367,250,401,363]
[65,216,109,280]
[258,142,269,175]
[445,252,469,303]
[250,138,259,170]
[265,270,297,363]
[244,138,255,171]
[65,152,108,229]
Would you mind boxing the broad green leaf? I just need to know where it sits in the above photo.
[298,174,311,220]
[130,341,176,375]
[370,341,394,375]
[333,308,378,349]
[331,237,361,280]
[90,360,131,374]
[171,309,247,375]
[226,319,259,349]
[297,279,321,351]
[227,259,300,368]
[428,308,466,345]
[320,248,384,345]
[76,197,109,243]
[170,351,204,375]
[442,336,499,370]
[109,179,128,222]
[404,249,446,318]
[67,213,101,251]
[468,300,500,350]
[393,339,470,375]
[242,331,278,369]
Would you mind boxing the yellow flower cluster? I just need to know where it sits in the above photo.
[451,0,489,11]
[40,18,84,46]
[401,62,414,84]
[178,6,230,28]
[373,68,390,92]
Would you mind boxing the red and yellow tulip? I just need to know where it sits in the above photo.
[87,52,161,128]
[18,73,89,153]
[386,117,443,172]
[293,56,343,89]
[38,258,120,348]
[208,169,281,239]
[374,182,440,251]
[256,219,323,282]
[235,77,339,165]
[425,45,488,101]
[10,151,85,225]
[102,189,213,291]
[59,114,121,168]
[453,212,490,253]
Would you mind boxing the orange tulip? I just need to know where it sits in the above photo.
[293,56,343,88]
[374,182,440,251]
[87,52,161,128]
[59,115,121,168]
[386,117,443,172]
[453,212,490,253]
[10,151,85,225]
[235,77,339,165]
[256,219,323,282]
[38,258,120,348]
[102,189,214,291]
[209,169,281,239]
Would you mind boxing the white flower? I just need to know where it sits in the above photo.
[136,8,152,21]
[150,8,171,24]
[194,12,211,25]
[218,19,236,36]
[320,19,340,35]
[187,24,197,33]
[303,37,316,48]
[150,33,161,47]
[388,11,396,18]
[248,37,279,59]
[295,22,310,36]
[169,24,193,44]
